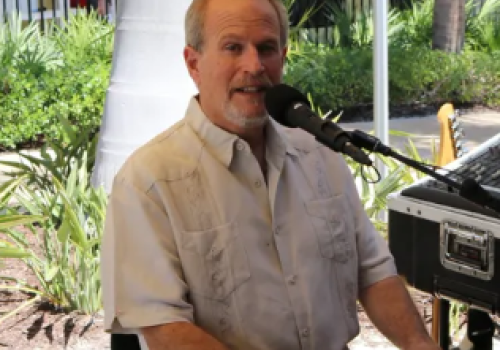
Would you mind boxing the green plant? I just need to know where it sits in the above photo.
[345,132,433,232]
[53,11,114,66]
[465,0,500,53]
[0,114,97,211]
[390,0,435,49]
[0,11,112,150]
[0,121,106,317]
[324,2,404,49]
[0,12,62,78]
[284,45,500,119]
[0,165,107,316]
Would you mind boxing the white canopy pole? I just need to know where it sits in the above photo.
[92,0,197,193]
[373,0,390,181]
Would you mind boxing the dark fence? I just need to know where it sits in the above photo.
[0,0,115,29]
[288,0,500,46]
[289,0,415,28]
[289,0,500,28]
[2,0,499,33]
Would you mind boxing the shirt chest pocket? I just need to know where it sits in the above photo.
[304,195,355,263]
[180,222,251,301]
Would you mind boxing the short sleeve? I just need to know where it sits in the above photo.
[338,156,398,290]
[101,175,193,333]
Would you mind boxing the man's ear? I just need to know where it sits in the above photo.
[281,46,288,65]
[184,46,201,85]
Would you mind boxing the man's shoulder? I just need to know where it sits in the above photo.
[114,120,202,192]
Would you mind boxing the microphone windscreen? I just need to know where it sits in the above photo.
[265,84,310,127]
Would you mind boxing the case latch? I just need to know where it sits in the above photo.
[440,220,495,281]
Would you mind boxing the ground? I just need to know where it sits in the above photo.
[0,228,109,350]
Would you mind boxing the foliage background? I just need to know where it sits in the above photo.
[0,0,499,340]
[0,0,499,150]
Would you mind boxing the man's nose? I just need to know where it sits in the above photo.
[241,47,264,74]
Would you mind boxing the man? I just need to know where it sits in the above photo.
[101,0,441,349]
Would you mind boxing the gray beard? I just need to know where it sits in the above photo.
[224,100,269,129]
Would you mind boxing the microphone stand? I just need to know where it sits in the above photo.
[349,130,500,215]
[349,129,499,350]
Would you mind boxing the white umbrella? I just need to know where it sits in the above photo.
[91,0,197,193]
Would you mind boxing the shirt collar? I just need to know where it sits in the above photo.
[184,96,298,168]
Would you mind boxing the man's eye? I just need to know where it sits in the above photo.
[259,45,277,54]
[225,44,241,52]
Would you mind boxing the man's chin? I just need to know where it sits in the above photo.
[224,112,268,129]
[240,114,269,128]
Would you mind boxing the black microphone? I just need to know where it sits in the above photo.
[265,84,373,166]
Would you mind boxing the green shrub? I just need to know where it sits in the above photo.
[0,61,109,149]
[284,46,500,120]
[0,11,113,150]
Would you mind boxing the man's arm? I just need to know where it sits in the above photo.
[142,322,230,350]
[328,155,439,349]
[101,176,226,348]
[359,275,440,350]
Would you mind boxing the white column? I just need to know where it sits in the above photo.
[92,0,197,193]
[373,0,389,180]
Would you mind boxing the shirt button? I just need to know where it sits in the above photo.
[255,180,262,188]
[274,225,281,235]
[236,141,245,151]
[287,275,297,285]
[210,246,219,258]
[301,328,309,337]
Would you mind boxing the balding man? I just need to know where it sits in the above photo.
[101,1,441,349]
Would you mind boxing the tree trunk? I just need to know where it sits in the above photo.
[432,0,466,53]
[91,0,197,193]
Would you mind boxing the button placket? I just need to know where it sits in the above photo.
[300,328,309,338]
[274,224,281,235]
[287,274,297,285]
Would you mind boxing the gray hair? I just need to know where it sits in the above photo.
[185,0,289,52]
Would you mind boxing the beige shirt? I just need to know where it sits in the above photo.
[101,96,397,350]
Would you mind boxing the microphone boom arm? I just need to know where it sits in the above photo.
[349,129,500,215]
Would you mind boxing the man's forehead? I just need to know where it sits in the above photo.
[205,0,280,30]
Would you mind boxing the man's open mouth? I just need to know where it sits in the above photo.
[233,86,268,93]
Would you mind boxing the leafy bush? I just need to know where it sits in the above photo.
[0,118,106,315]
[284,46,500,119]
[0,11,113,150]
[465,0,500,53]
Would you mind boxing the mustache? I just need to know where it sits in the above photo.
[231,76,273,90]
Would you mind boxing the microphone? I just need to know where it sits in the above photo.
[265,84,373,166]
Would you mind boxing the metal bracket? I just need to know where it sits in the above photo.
[440,220,495,281]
